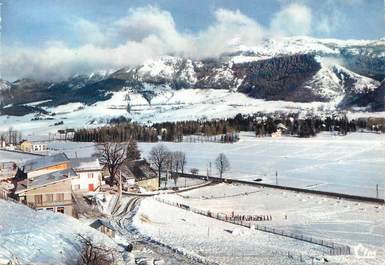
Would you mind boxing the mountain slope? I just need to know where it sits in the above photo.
[0,37,384,124]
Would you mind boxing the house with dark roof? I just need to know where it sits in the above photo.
[89,219,115,238]
[14,169,77,216]
[120,159,159,191]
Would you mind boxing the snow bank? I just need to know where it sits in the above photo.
[0,200,120,265]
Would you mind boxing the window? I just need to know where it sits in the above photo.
[34,195,42,205]
[56,207,65,214]
[74,184,80,190]
[46,208,54,211]
[45,194,53,202]
[55,193,64,202]
[88,173,94,179]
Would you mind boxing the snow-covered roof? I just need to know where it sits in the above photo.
[15,168,77,194]
[70,157,101,172]
[89,219,115,231]
[121,159,157,181]
[22,153,69,173]
[276,123,287,130]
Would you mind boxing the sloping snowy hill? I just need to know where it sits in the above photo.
[0,199,120,265]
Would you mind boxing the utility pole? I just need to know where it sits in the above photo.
[209,162,212,177]
[275,170,278,185]
[376,184,379,199]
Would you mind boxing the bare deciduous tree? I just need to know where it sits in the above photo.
[165,151,175,181]
[176,151,186,174]
[171,151,187,185]
[77,234,116,265]
[98,142,126,186]
[148,144,169,188]
[215,153,230,179]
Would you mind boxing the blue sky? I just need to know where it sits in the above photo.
[0,0,384,80]
[1,0,383,46]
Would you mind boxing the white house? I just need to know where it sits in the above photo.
[32,143,48,152]
[70,157,102,192]
[20,140,47,153]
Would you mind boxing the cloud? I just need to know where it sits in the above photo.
[73,18,107,47]
[313,0,350,37]
[195,9,265,58]
[270,3,312,36]
[2,4,316,81]
[3,6,193,81]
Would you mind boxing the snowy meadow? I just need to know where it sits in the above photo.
[139,132,385,198]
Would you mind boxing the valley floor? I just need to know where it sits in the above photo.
[139,131,385,198]
[1,88,384,139]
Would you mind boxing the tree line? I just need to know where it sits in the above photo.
[0,127,22,145]
[74,123,158,142]
[72,113,384,143]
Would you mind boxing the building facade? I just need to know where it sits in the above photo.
[120,159,159,191]
[20,141,47,153]
[70,157,103,192]
[15,169,77,216]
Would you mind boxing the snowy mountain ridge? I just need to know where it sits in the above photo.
[0,36,383,132]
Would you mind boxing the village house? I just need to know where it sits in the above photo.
[0,162,18,199]
[20,153,70,179]
[0,162,17,181]
[19,140,32,152]
[19,140,48,153]
[120,159,159,191]
[19,153,103,192]
[11,153,104,216]
[89,219,116,238]
[70,157,103,192]
[14,169,77,216]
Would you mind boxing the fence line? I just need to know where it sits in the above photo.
[154,197,351,256]
[174,172,384,204]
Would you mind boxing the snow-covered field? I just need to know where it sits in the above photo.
[132,182,385,264]
[133,197,329,265]
[159,183,385,256]
[0,199,121,265]
[139,132,385,198]
[47,141,99,158]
